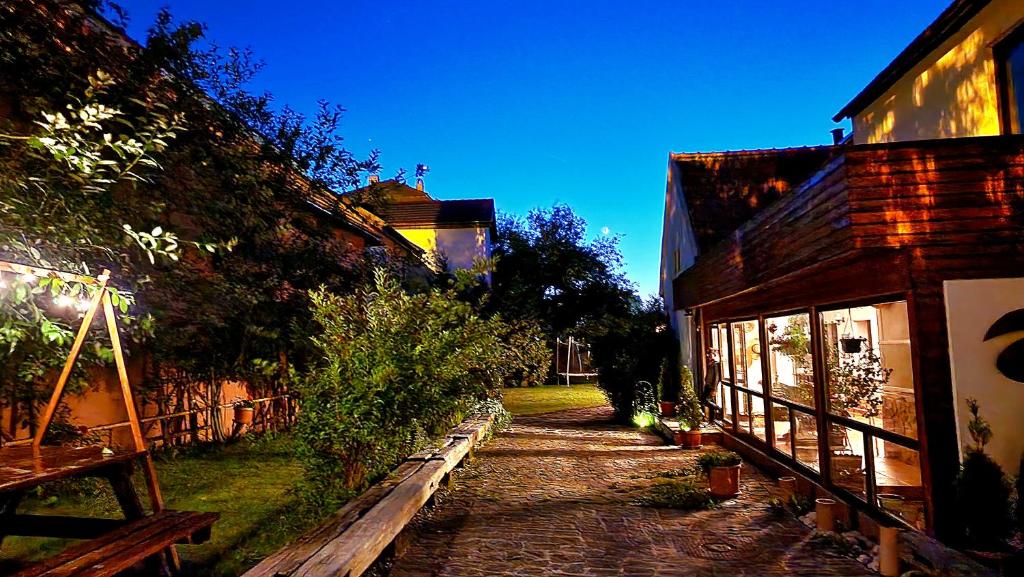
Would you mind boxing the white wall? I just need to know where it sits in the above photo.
[660,158,701,371]
[944,278,1024,473]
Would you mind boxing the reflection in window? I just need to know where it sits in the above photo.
[874,443,926,530]
[731,320,763,392]
[999,27,1024,133]
[766,313,814,407]
[820,302,917,439]
[829,424,866,499]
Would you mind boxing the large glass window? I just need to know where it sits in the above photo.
[706,300,925,531]
[707,324,733,426]
[820,302,917,439]
[766,313,814,407]
[731,320,763,392]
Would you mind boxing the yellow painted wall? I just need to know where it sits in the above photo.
[853,0,1024,144]
[395,227,491,272]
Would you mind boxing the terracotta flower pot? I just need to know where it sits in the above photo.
[233,406,254,425]
[673,430,685,445]
[659,401,676,418]
[683,429,703,449]
[708,464,741,498]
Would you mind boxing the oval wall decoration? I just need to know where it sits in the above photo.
[983,309,1024,383]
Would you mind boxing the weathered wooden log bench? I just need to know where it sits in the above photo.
[10,509,219,577]
[242,413,494,577]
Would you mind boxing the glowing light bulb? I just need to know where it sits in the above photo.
[56,294,75,308]
[18,273,37,283]
[76,298,92,313]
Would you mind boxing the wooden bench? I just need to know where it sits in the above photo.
[12,509,219,577]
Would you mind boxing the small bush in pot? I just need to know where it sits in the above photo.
[675,369,704,449]
[698,450,742,499]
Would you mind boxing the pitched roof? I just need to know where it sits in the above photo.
[379,198,496,229]
[671,146,836,253]
[833,0,991,121]
[350,179,496,230]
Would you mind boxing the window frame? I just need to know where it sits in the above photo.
[995,20,1024,135]
[701,296,927,531]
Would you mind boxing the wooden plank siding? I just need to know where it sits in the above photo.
[674,134,1024,311]
[672,133,1024,540]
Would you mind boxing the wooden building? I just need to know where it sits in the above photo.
[661,0,1024,540]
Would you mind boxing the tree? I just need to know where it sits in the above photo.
[0,0,396,438]
[490,204,634,342]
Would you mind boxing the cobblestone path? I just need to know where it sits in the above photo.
[388,405,876,577]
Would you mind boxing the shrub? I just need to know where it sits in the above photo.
[956,450,1011,546]
[953,398,1011,546]
[589,296,675,422]
[1018,454,1024,534]
[697,450,742,474]
[295,267,544,501]
[675,367,703,431]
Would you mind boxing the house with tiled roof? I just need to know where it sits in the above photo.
[355,177,496,277]
[660,0,1024,543]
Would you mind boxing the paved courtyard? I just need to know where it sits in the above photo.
[388,405,876,577]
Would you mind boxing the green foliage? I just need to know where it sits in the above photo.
[489,205,634,343]
[965,397,993,452]
[953,398,1011,546]
[675,366,703,430]
[468,398,513,433]
[826,349,890,418]
[0,0,393,439]
[697,450,742,474]
[1017,454,1024,534]
[589,296,674,423]
[636,476,716,510]
[955,450,1011,546]
[295,268,544,499]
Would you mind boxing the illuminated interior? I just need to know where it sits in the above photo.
[704,299,926,530]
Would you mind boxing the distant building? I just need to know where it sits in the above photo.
[660,0,1024,541]
[357,178,496,278]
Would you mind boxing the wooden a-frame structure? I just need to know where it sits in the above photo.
[1,260,166,513]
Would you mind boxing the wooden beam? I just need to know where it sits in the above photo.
[32,271,110,449]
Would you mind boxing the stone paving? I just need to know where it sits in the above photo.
[388,405,877,577]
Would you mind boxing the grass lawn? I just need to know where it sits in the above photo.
[0,434,329,576]
[502,383,608,416]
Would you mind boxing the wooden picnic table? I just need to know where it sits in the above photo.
[0,444,157,543]
[0,444,218,576]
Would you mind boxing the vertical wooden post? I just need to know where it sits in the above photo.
[33,271,110,450]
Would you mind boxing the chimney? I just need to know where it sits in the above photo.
[416,177,424,191]
[368,174,379,185]
[831,128,845,145]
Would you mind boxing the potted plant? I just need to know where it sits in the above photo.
[699,450,742,498]
[232,398,256,425]
[658,358,681,418]
[675,368,704,449]
[840,335,867,353]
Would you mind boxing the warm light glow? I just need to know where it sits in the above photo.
[55,294,75,308]
[18,273,37,283]
[632,411,656,428]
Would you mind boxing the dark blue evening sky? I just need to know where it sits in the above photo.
[120,0,949,297]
